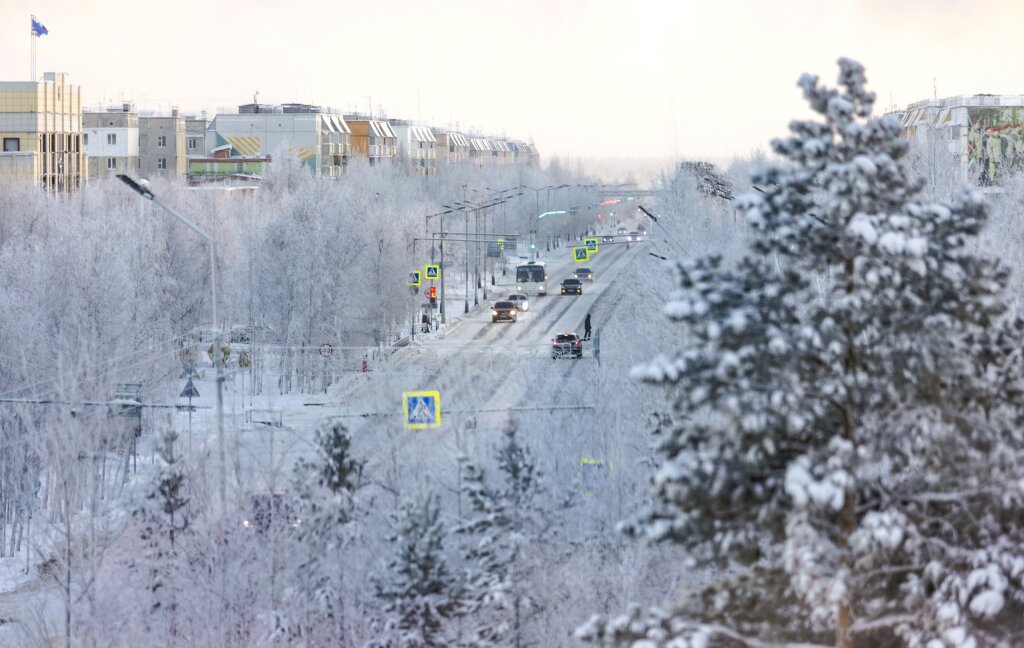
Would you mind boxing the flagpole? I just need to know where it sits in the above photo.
[30,16,36,81]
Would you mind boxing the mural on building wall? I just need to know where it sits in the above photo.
[966,107,1024,184]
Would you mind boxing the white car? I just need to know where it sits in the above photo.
[506,294,529,312]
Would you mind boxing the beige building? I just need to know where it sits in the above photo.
[83,104,139,180]
[139,110,187,178]
[185,113,207,161]
[0,72,84,192]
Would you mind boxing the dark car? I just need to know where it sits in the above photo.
[617,227,627,235]
[574,267,594,282]
[629,231,640,241]
[491,300,518,323]
[601,235,614,243]
[242,493,300,535]
[560,278,583,295]
[552,332,583,359]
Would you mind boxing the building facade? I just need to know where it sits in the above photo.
[389,120,436,175]
[185,113,208,161]
[207,103,351,177]
[344,115,397,166]
[139,111,187,178]
[83,104,139,180]
[434,129,469,165]
[888,94,1024,185]
[0,72,84,192]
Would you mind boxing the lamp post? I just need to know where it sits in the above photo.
[117,174,226,515]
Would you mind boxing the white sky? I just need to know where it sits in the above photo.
[2,0,1023,162]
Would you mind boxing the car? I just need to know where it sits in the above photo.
[629,231,640,241]
[574,267,594,282]
[242,493,300,535]
[638,224,648,235]
[552,332,583,359]
[491,301,518,323]
[506,294,529,312]
[617,227,627,235]
[601,235,614,243]
[560,278,583,295]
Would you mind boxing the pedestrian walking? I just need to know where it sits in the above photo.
[584,313,592,340]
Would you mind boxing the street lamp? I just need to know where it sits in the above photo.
[117,174,226,515]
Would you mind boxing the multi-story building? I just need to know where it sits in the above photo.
[389,120,436,175]
[468,137,493,166]
[434,129,470,165]
[888,94,1024,185]
[0,71,84,192]
[83,103,139,180]
[206,103,351,177]
[139,109,187,178]
[344,114,397,166]
[185,113,208,161]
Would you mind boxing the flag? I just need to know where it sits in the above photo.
[31,16,48,37]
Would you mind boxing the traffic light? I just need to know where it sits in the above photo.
[429,286,437,304]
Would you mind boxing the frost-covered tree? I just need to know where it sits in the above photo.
[373,493,465,648]
[457,424,544,648]
[578,58,1024,647]
[133,429,190,638]
[278,420,365,644]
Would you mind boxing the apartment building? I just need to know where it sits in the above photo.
[344,114,397,166]
[0,71,84,192]
[434,129,470,164]
[207,103,351,177]
[389,120,436,175]
[139,110,187,177]
[83,104,139,180]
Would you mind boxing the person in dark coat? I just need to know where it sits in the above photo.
[583,313,592,340]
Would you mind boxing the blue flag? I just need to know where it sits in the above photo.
[31,16,48,37]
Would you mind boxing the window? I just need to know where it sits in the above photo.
[83,133,88,146]
[106,158,116,170]
[188,138,197,151]
[158,135,166,147]
[107,133,117,145]
[158,158,167,170]
[3,137,19,152]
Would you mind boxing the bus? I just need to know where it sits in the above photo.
[516,261,548,296]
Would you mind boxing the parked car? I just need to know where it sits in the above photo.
[552,332,583,359]
[506,294,529,312]
[560,278,583,295]
[574,267,594,282]
[491,301,518,323]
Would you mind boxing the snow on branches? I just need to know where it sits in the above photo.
[582,58,1024,647]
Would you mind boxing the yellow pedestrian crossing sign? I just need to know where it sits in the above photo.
[584,237,599,252]
[424,265,440,280]
[574,247,590,262]
[403,390,441,429]
[408,270,422,286]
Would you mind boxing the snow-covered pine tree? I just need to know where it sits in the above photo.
[373,493,465,648]
[457,424,543,648]
[281,419,365,644]
[577,58,1024,647]
[133,429,190,638]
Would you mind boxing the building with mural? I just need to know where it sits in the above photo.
[206,103,351,177]
[888,94,1024,185]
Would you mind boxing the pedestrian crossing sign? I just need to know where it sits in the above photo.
[409,270,422,286]
[574,247,589,262]
[403,390,441,429]
[584,237,599,252]
[424,265,440,280]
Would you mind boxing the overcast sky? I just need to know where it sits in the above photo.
[3,0,1022,162]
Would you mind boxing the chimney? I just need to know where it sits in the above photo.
[171,106,179,117]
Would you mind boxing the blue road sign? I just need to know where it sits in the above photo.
[424,265,440,280]
[403,390,441,429]
[574,247,590,262]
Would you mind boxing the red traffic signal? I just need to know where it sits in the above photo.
[429,286,437,303]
